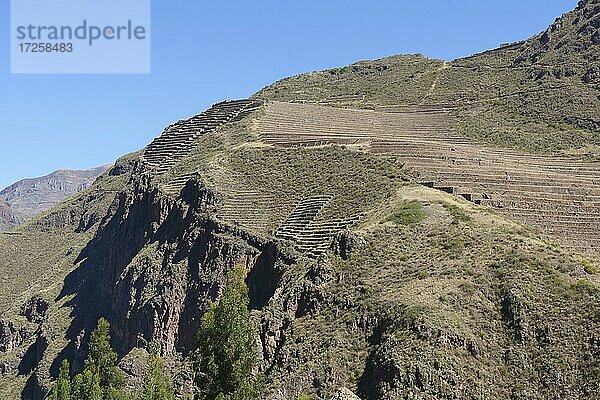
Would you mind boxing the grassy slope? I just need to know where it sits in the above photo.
[259,185,600,399]
[255,54,443,108]
[445,0,600,156]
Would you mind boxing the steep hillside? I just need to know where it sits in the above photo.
[0,3,598,400]
[0,99,598,400]
[255,0,600,156]
[0,166,108,231]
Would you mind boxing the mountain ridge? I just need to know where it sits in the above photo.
[256,0,599,156]
[0,2,598,399]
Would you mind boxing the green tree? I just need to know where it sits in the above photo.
[84,318,126,393]
[141,343,175,400]
[49,318,177,400]
[71,369,102,400]
[193,265,263,400]
[49,359,72,400]
[52,318,131,400]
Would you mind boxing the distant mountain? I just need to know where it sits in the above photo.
[0,166,109,230]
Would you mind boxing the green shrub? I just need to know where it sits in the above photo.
[387,201,426,225]
[442,238,464,253]
[582,259,597,274]
[442,202,471,223]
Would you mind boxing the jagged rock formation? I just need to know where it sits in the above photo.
[59,175,284,359]
[21,296,49,324]
[0,199,19,232]
[330,230,366,260]
[0,166,108,231]
[0,320,27,353]
[0,3,599,400]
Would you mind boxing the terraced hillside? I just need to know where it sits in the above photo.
[258,101,600,257]
[149,106,399,256]
[141,99,262,175]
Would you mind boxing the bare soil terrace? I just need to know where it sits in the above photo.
[258,101,600,257]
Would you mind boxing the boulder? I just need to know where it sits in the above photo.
[20,295,50,324]
[331,388,362,400]
[331,230,366,260]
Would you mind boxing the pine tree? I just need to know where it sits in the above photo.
[71,369,102,400]
[193,265,263,400]
[62,318,129,400]
[141,343,175,400]
[49,359,72,400]
[85,318,126,393]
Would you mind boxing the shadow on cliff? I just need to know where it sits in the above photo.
[43,178,284,391]
[20,334,49,400]
[49,179,173,377]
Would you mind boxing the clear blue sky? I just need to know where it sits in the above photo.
[0,0,577,189]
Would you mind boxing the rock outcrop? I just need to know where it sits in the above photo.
[20,296,49,324]
[54,174,288,364]
[331,230,366,260]
[331,388,362,400]
[0,320,27,353]
[0,199,19,231]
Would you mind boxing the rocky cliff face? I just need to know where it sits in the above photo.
[34,170,289,387]
[0,199,19,231]
[513,0,599,69]
[0,166,108,231]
